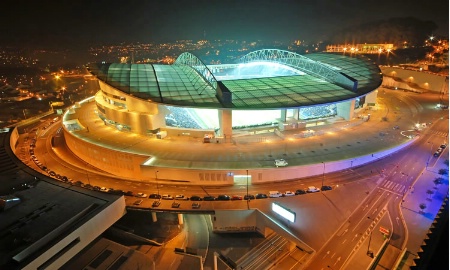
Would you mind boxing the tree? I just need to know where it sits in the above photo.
[434,177,444,186]
[419,203,427,214]
[438,169,448,175]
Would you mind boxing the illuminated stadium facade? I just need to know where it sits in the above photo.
[60,49,384,184]
[85,49,382,139]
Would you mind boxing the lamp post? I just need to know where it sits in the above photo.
[155,170,160,199]
[426,142,433,170]
[321,162,325,188]
[246,170,249,198]
[367,216,374,258]
[246,170,249,209]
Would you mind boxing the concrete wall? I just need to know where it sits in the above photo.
[64,128,150,180]
[380,66,448,93]
[211,209,314,253]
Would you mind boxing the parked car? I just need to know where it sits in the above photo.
[133,199,143,205]
[203,195,216,201]
[283,191,295,196]
[244,194,255,200]
[217,195,231,201]
[434,148,443,157]
[321,185,333,191]
[274,159,288,167]
[175,194,189,200]
[136,192,148,198]
[192,202,201,209]
[190,195,202,201]
[440,144,447,149]
[231,195,243,200]
[171,202,180,208]
[152,200,161,207]
[149,193,161,199]
[307,186,320,193]
[295,189,306,195]
[162,194,174,200]
[255,193,268,199]
[269,191,283,198]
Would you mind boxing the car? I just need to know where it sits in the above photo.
[152,200,161,207]
[192,202,201,209]
[295,189,306,195]
[217,195,231,201]
[203,195,216,201]
[269,191,283,198]
[231,195,243,200]
[434,148,443,157]
[440,144,447,149]
[307,186,320,193]
[175,194,189,200]
[244,194,255,200]
[283,191,295,196]
[171,202,180,208]
[321,185,333,191]
[124,191,134,196]
[162,194,174,200]
[190,195,202,201]
[133,199,143,205]
[136,192,148,198]
[149,193,161,199]
[274,159,288,167]
[255,193,268,199]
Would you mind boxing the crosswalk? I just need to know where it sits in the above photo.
[428,130,448,138]
[379,180,407,196]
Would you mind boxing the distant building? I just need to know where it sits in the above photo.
[326,44,395,54]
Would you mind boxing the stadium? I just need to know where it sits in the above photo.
[62,49,384,184]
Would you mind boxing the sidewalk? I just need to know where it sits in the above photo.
[398,162,449,269]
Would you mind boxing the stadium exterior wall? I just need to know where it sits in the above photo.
[63,111,416,186]
[63,127,150,180]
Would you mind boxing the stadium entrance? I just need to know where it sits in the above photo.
[233,174,252,185]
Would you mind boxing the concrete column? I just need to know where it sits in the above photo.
[293,108,299,120]
[336,100,355,120]
[151,211,157,222]
[178,213,184,225]
[280,109,287,122]
[218,109,232,141]
[365,91,378,105]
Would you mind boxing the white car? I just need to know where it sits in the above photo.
[175,194,189,200]
[307,186,320,193]
[162,194,174,200]
[136,192,148,198]
[283,191,295,196]
[275,159,288,167]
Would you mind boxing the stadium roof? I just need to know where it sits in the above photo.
[87,49,382,109]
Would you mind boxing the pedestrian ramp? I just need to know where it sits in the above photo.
[235,232,290,269]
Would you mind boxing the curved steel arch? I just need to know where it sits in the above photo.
[175,52,218,94]
[238,49,356,90]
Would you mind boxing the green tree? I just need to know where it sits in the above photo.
[419,203,427,214]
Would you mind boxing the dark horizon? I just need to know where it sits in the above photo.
[1,0,448,49]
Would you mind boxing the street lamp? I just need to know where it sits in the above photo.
[246,170,249,197]
[426,142,434,169]
[321,162,325,188]
[367,216,374,258]
[246,170,249,208]
[155,170,160,198]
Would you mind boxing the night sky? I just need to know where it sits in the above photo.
[1,0,448,47]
